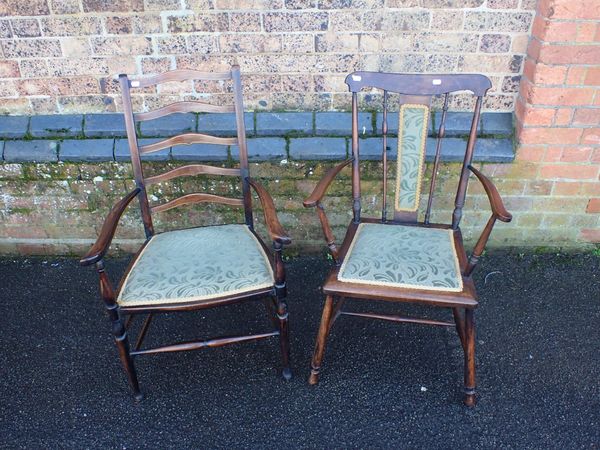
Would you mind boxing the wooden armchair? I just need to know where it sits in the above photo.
[304,72,512,406]
[80,66,291,401]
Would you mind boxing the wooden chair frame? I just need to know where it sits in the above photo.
[80,66,292,401]
[304,72,512,406]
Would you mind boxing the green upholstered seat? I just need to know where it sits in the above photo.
[118,224,274,307]
[338,223,463,292]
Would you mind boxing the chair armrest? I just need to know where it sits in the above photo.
[468,165,512,222]
[303,158,353,208]
[247,178,291,246]
[80,187,141,266]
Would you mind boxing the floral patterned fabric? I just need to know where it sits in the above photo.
[117,225,274,306]
[394,104,430,212]
[338,223,463,292]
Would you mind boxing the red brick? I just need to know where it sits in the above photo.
[525,86,595,106]
[591,148,600,163]
[518,103,555,126]
[519,127,583,145]
[581,128,600,145]
[538,44,600,65]
[544,146,563,162]
[533,17,578,42]
[523,60,566,85]
[516,145,545,162]
[560,147,592,162]
[576,22,598,42]
[539,164,599,180]
[553,108,573,126]
[573,108,600,125]
[553,181,582,196]
[584,68,600,86]
[565,66,587,85]
[580,229,600,243]
[586,198,600,213]
[538,0,600,20]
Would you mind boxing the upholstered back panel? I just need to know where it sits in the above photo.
[394,103,430,212]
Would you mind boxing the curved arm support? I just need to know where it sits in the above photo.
[468,165,512,222]
[303,158,353,207]
[464,165,513,276]
[303,159,353,264]
[247,178,291,246]
[80,188,141,266]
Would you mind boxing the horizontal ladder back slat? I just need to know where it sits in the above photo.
[151,193,244,213]
[139,133,238,154]
[131,70,232,88]
[145,165,241,186]
[134,102,235,121]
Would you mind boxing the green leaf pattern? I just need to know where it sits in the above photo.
[338,223,463,292]
[118,224,274,306]
[395,104,429,211]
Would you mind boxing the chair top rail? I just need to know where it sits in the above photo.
[135,102,235,122]
[139,133,238,154]
[126,69,233,89]
[345,72,491,96]
[151,193,244,213]
[145,165,241,186]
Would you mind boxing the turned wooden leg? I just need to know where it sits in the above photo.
[276,293,292,381]
[463,308,476,407]
[309,295,335,385]
[112,312,143,402]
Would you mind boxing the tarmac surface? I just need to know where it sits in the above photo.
[1,252,599,449]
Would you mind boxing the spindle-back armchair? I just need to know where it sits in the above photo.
[304,71,512,406]
[80,66,291,401]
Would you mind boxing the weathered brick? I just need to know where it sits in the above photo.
[0,116,29,138]
[573,108,600,126]
[1,39,62,58]
[539,164,599,180]
[30,114,83,138]
[166,13,229,33]
[229,12,261,32]
[41,17,102,36]
[289,137,346,160]
[50,0,81,14]
[538,44,600,65]
[231,138,287,161]
[263,12,328,32]
[18,60,48,78]
[91,36,152,56]
[1,0,50,16]
[519,127,582,145]
[103,16,133,34]
[10,19,42,37]
[60,139,114,162]
[0,60,20,78]
[82,0,144,12]
[4,140,59,163]
[480,34,511,53]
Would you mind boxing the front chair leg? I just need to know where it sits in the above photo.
[275,292,292,381]
[309,295,335,385]
[111,310,143,402]
[463,308,476,407]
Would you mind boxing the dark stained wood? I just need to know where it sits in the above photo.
[304,71,511,406]
[130,331,279,356]
[132,69,232,88]
[345,72,492,96]
[247,177,291,245]
[145,165,240,186]
[82,66,292,400]
[80,187,140,266]
[381,90,389,222]
[134,102,234,121]
[139,133,237,154]
[425,93,449,225]
[151,193,244,213]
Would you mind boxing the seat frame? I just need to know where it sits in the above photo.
[303,71,512,406]
[80,66,292,401]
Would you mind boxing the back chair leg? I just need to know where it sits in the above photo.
[463,308,476,407]
[112,313,143,402]
[276,293,292,380]
[309,295,335,385]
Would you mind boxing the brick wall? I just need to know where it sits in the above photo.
[515,0,600,244]
[0,0,535,114]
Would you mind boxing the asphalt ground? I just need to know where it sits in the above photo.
[1,252,599,449]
